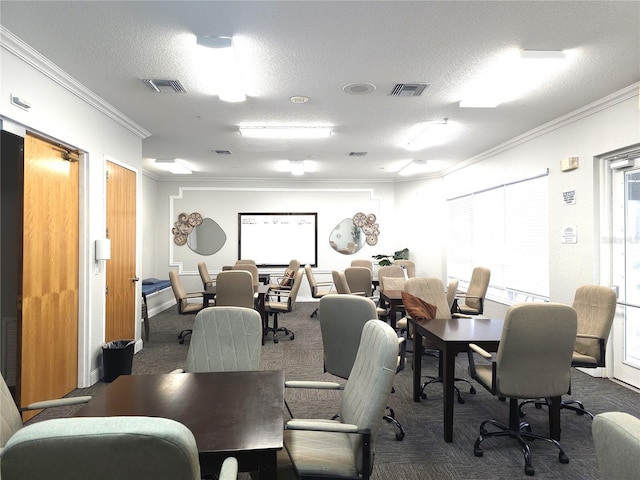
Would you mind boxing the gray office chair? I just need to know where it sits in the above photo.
[172,306,262,373]
[197,261,215,290]
[317,294,406,440]
[1,416,208,480]
[279,320,399,479]
[446,278,459,313]
[214,270,255,309]
[592,411,640,480]
[399,277,476,403]
[269,259,301,290]
[392,259,416,278]
[305,264,333,317]
[264,268,303,343]
[519,284,617,419]
[332,270,361,295]
[350,259,374,272]
[232,263,260,293]
[169,270,205,344]
[452,266,490,315]
[344,266,374,296]
[1,373,91,451]
[467,302,577,476]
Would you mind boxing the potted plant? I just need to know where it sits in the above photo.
[372,248,409,266]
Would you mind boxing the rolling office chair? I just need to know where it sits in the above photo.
[592,411,640,480]
[169,270,205,344]
[269,259,301,290]
[446,279,459,313]
[213,270,255,309]
[392,259,416,278]
[317,294,406,440]
[197,261,214,290]
[451,266,490,315]
[350,258,374,272]
[467,302,577,476]
[344,266,375,296]
[264,268,303,343]
[304,264,333,317]
[232,263,260,294]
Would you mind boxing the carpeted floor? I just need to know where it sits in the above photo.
[29,302,640,479]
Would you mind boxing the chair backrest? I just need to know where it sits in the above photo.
[235,259,256,265]
[392,260,416,278]
[344,266,373,296]
[1,416,201,480]
[332,270,352,294]
[404,277,451,319]
[351,259,373,272]
[446,279,459,311]
[592,411,640,480]
[465,266,491,311]
[185,307,262,372]
[214,270,255,309]
[572,285,617,364]
[1,373,23,449]
[495,302,577,399]
[305,264,330,298]
[318,294,379,379]
[232,263,259,293]
[197,262,214,290]
[169,270,194,313]
[285,269,304,310]
[341,320,399,474]
[378,265,406,291]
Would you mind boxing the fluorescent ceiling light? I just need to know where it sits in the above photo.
[398,159,430,177]
[196,35,246,103]
[459,48,568,108]
[239,126,332,139]
[406,119,449,151]
[154,159,192,175]
[289,160,306,176]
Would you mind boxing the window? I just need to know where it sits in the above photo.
[447,172,549,303]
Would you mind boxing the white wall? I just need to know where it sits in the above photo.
[1,31,145,387]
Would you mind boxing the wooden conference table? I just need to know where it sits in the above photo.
[75,371,285,479]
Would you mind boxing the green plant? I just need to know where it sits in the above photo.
[372,248,409,266]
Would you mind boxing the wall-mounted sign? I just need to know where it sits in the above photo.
[561,225,577,244]
[562,190,576,205]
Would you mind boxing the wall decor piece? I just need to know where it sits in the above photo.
[187,217,226,255]
[172,212,203,245]
[353,212,380,246]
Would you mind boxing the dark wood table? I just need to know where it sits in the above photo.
[203,286,216,307]
[409,316,503,443]
[379,289,404,330]
[75,371,285,479]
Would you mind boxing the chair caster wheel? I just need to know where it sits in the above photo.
[474,448,483,457]
[576,409,586,416]
[534,403,542,410]
[290,333,295,340]
[457,396,465,404]
[420,393,427,399]
[559,452,569,464]
[469,386,476,394]
[395,432,405,441]
[274,337,279,344]
[525,465,535,476]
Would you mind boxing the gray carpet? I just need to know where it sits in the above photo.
[28,302,640,479]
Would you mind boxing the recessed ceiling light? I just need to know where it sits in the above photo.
[290,96,309,104]
[343,83,376,95]
[154,159,192,174]
[239,126,332,139]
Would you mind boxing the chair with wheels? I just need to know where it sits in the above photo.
[197,261,214,290]
[264,268,303,343]
[278,320,399,479]
[232,262,260,294]
[446,278,459,313]
[344,266,375,297]
[214,270,255,309]
[169,270,205,344]
[269,259,301,291]
[467,302,577,476]
[392,259,416,278]
[592,411,640,480]
[452,266,490,315]
[305,264,333,317]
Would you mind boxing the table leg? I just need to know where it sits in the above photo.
[389,301,398,330]
[548,396,561,441]
[441,347,456,443]
[257,452,277,480]
[412,329,422,402]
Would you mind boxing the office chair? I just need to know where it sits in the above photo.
[1,373,91,450]
[197,261,214,290]
[519,284,617,419]
[467,302,577,476]
[452,266,490,315]
[304,264,333,317]
[317,294,406,440]
[232,263,260,293]
[446,279,459,313]
[350,258,374,272]
[398,277,476,403]
[214,270,255,309]
[392,259,416,278]
[1,416,209,480]
[168,270,205,344]
[235,259,256,265]
[344,266,375,296]
[332,270,362,295]
[269,259,301,290]
[377,265,407,322]
[592,411,640,480]
[279,320,399,479]
[264,268,303,343]
[171,306,262,374]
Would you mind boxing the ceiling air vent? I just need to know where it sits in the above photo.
[142,79,186,93]
[389,83,430,97]
[212,150,232,155]
[348,152,368,157]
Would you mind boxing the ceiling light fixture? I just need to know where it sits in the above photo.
[239,126,332,139]
[196,35,246,103]
[398,159,430,177]
[406,118,449,151]
[154,159,192,175]
[289,160,306,176]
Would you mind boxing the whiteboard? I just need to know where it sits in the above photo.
[238,213,317,267]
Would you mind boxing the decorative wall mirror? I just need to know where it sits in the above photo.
[187,217,226,256]
[329,218,366,255]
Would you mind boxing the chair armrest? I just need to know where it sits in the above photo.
[576,333,601,340]
[219,457,238,480]
[286,419,361,434]
[469,343,492,359]
[23,396,91,411]
[285,380,342,390]
[185,292,203,298]
[467,343,492,380]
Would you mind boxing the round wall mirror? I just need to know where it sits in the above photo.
[329,218,365,255]
[187,218,226,256]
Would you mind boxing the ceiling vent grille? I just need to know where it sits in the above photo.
[389,83,430,97]
[348,152,368,157]
[212,150,232,155]
[142,79,186,93]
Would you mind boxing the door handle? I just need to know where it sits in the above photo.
[132,277,140,282]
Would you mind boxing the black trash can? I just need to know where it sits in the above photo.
[102,340,135,383]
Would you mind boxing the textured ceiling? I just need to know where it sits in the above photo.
[1,1,639,181]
